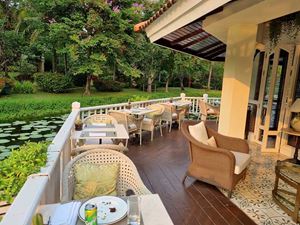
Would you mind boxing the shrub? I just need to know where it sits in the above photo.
[0,142,48,203]
[0,77,15,96]
[192,82,203,89]
[93,79,123,92]
[34,72,73,93]
[13,81,37,94]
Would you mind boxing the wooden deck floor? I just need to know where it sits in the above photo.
[126,122,256,225]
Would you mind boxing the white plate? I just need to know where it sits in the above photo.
[79,196,128,225]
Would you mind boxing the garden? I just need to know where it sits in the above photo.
[0,0,223,204]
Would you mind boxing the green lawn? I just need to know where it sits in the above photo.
[0,88,221,123]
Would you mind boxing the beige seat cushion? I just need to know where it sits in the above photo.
[188,122,208,143]
[143,117,153,125]
[172,113,178,119]
[73,163,119,200]
[231,151,251,174]
[128,123,137,131]
[206,136,217,147]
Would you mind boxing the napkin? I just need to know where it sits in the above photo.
[51,202,81,225]
[92,123,106,126]
[89,132,106,137]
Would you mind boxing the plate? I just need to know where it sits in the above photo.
[79,196,128,224]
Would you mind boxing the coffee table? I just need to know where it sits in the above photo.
[38,194,174,225]
[272,160,300,223]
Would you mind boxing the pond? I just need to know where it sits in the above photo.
[0,115,68,160]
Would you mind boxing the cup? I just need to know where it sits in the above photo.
[127,195,141,225]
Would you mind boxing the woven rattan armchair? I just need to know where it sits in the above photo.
[109,110,144,146]
[161,103,185,132]
[62,149,151,202]
[83,114,117,125]
[71,143,127,156]
[198,100,219,122]
[181,121,250,198]
[142,104,165,141]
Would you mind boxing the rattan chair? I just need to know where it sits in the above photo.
[62,149,151,202]
[83,114,117,125]
[71,143,127,156]
[161,103,185,132]
[198,100,219,122]
[109,110,144,146]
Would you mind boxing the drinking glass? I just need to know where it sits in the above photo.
[127,195,141,225]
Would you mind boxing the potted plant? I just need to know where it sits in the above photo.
[75,118,83,131]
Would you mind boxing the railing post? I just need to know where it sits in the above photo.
[180,93,186,101]
[72,101,80,112]
[203,94,208,103]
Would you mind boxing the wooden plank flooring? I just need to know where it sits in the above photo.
[127,122,256,225]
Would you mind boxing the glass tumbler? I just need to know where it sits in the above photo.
[127,195,141,225]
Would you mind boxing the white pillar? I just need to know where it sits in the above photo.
[218,24,257,139]
[203,94,208,103]
[72,102,80,112]
[180,93,186,101]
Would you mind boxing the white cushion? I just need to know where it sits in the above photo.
[143,118,153,125]
[207,136,217,147]
[188,122,208,143]
[231,151,251,174]
[128,123,137,130]
[172,113,178,119]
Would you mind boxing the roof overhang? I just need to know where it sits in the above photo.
[137,0,300,61]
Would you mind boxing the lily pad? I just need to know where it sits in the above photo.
[12,121,27,125]
[0,123,11,127]
[7,145,19,150]
[36,128,51,132]
[21,127,32,131]
[0,146,5,151]
[11,134,20,137]
[0,139,10,144]
[0,152,11,158]
[20,133,31,136]
[52,121,64,124]
[46,137,54,141]
[29,134,43,139]
[4,131,12,134]
[3,127,15,131]
[0,133,10,138]
[18,136,30,140]
[1,148,10,152]
[43,133,57,138]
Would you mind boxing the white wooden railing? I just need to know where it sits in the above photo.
[0,94,220,225]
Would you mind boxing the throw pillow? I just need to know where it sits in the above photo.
[73,162,119,200]
[207,136,217,147]
[188,121,208,143]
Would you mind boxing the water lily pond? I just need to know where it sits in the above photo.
[0,115,68,160]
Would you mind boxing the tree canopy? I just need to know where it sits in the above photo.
[0,0,224,94]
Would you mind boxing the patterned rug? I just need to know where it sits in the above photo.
[220,142,299,225]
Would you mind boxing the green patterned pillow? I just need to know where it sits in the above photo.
[73,162,119,200]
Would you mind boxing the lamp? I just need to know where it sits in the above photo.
[290,99,300,132]
[289,98,300,164]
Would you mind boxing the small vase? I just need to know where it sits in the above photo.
[291,116,300,132]
[75,123,83,131]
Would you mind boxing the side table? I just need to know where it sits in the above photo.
[281,128,300,164]
[272,160,300,223]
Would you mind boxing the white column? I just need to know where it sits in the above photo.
[218,24,257,138]
[72,102,80,112]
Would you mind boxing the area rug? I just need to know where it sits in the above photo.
[220,142,299,225]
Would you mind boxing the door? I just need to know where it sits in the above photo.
[257,45,294,152]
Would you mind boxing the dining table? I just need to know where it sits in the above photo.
[120,107,158,117]
[71,123,129,148]
[38,194,174,225]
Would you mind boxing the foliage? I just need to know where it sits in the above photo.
[0,88,221,122]
[269,12,300,45]
[13,81,36,94]
[0,142,48,203]
[94,79,123,92]
[0,77,15,95]
[34,72,73,93]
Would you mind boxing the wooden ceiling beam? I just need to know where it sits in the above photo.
[199,45,226,57]
[202,46,226,59]
[170,28,205,46]
[195,41,223,54]
[180,34,211,49]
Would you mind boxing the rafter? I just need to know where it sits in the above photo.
[170,28,205,46]
[195,41,223,54]
[203,46,226,59]
[180,34,211,49]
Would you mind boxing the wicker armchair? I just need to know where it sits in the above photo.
[161,103,185,132]
[62,149,151,202]
[198,100,219,122]
[181,121,250,198]
[142,104,165,141]
[109,110,144,146]
[83,114,117,125]
[71,143,127,156]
